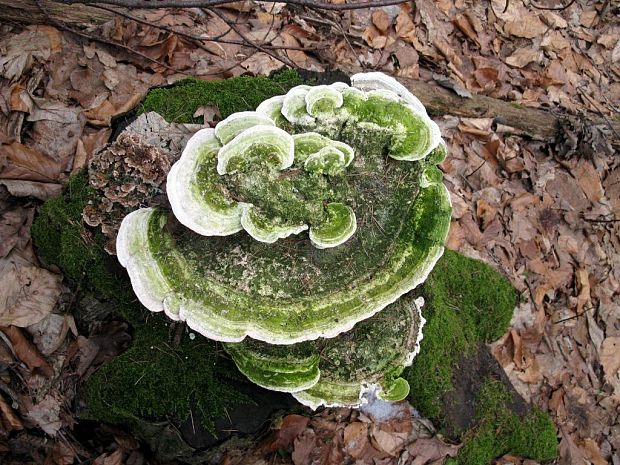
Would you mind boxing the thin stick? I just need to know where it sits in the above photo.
[56,0,410,11]
[34,0,181,73]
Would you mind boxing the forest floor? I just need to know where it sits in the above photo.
[0,1,619,464]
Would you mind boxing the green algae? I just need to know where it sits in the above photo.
[446,378,558,465]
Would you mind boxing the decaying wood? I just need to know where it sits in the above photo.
[396,75,620,147]
[0,0,114,25]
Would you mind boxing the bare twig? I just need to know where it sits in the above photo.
[56,0,409,10]
[34,0,182,73]
[207,7,297,68]
[530,0,576,11]
[92,4,323,51]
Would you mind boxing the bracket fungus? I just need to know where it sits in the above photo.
[117,72,452,408]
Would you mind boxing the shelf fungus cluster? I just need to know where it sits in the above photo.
[117,72,452,408]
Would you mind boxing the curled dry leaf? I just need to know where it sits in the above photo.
[0,180,62,201]
[600,337,620,395]
[27,313,76,356]
[0,325,53,377]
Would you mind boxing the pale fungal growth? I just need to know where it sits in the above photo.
[308,203,357,249]
[117,72,452,408]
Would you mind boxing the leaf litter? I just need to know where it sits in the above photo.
[0,0,619,463]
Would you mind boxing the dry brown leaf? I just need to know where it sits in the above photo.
[291,431,316,465]
[541,11,567,29]
[600,337,620,392]
[0,395,23,431]
[0,206,32,258]
[27,314,75,356]
[260,414,309,453]
[93,449,123,465]
[574,160,604,203]
[363,25,389,50]
[26,392,63,436]
[579,438,608,465]
[395,9,416,42]
[372,10,391,33]
[580,10,598,28]
[193,104,221,127]
[370,425,408,456]
[0,250,62,328]
[0,325,53,377]
[408,437,460,465]
[0,142,64,182]
[0,180,62,201]
[241,52,283,76]
[44,442,77,465]
[343,422,369,459]
[0,26,62,81]
[504,16,548,39]
[505,48,543,68]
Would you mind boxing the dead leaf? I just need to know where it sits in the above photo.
[505,48,543,68]
[261,414,309,453]
[193,104,221,126]
[600,337,620,392]
[0,395,23,431]
[579,438,608,465]
[408,437,460,465]
[372,10,391,33]
[27,314,75,356]
[580,10,598,28]
[370,425,408,456]
[0,250,62,328]
[504,16,548,39]
[0,26,62,81]
[541,11,567,29]
[0,325,53,377]
[292,430,316,465]
[0,180,62,201]
[241,52,283,76]
[26,392,63,436]
[93,448,123,465]
[0,142,64,182]
[0,206,33,258]
[343,422,370,459]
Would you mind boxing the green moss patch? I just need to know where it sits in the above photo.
[140,69,304,123]
[406,251,558,464]
[32,174,248,432]
[84,316,248,431]
[405,250,517,418]
[31,172,140,321]
[447,378,558,465]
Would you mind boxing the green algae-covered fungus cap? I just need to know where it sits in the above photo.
[224,293,426,409]
[117,72,452,345]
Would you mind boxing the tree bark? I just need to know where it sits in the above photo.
[0,0,114,25]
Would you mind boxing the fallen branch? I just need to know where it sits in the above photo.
[54,0,409,10]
